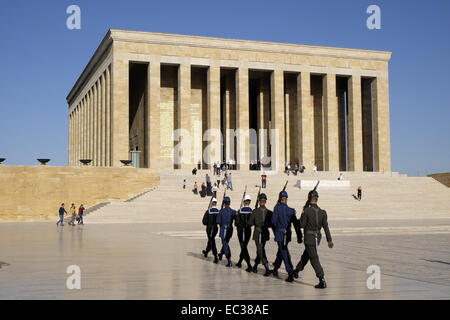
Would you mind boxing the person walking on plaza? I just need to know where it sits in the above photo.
[216,173,221,189]
[202,198,220,263]
[193,182,198,195]
[78,204,85,225]
[261,171,267,189]
[206,174,212,196]
[217,196,236,267]
[212,183,218,198]
[293,191,333,289]
[235,194,253,272]
[248,193,273,276]
[357,186,362,201]
[271,191,302,282]
[183,179,187,189]
[68,203,77,226]
[56,203,67,226]
[227,172,233,190]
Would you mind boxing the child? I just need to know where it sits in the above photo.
[183,179,187,189]
[69,203,77,226]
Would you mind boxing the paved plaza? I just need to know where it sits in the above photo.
[1,217,449,299]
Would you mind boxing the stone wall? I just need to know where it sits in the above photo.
[0,166,160,221]
[428,172,450,187]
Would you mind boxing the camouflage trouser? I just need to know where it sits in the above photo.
[254,238,268,267]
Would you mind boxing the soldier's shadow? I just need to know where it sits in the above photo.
[187,252,314,287]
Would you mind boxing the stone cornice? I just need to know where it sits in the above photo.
[67,29,392,106]
[110,29,392,61]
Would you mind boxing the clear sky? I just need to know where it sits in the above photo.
[0,0,449,176]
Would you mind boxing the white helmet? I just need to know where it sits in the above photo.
[244,194,251,201]
[211,198,218,203]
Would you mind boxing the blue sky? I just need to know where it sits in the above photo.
[0,0,449,176]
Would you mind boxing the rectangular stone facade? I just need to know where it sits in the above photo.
[67,29,392,172]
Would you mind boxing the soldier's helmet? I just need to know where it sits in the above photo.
[211,198,218,203]
[244,194,251,202]
[280,191,288,199]
[258,193,267,201]
[309,190,319,199]
[224,196,231,204]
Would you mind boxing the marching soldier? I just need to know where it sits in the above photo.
[217,196,236,267]
[247,193,273,276]
[235,194,253,272]
[293,191,333,289]
[202,198,219,263]
[271,191,302,282]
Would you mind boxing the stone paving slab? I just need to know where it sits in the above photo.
[1,221,449,299]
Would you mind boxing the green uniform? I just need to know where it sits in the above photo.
[295,204,332,278]
[248,205,273,267]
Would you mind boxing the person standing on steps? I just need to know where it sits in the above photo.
[271,191,302,282]
[78,204,85,225]
[216,196,236,267]
[68,203,77,226]
[235,194,253,272]
[248,193,273,276]
[56,203,67,226]
[202,198,219,263]
[293,191,333,289]
[261,171,267,189]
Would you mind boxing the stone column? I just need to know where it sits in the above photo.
[146,59,160,169]
[257,81,264,164]
[236,67,249,170]
[284,91,290,164]
[75,107,78,166]
[372,76,391,172]
[81,98,85,161]
[297,72,314,169]
[177,61,192,168]
[105,66,111,166]
[323,73,339,171]
[223,73,235,165]
[93,81,98,166]
[100,73,106,166]
[68,113,71,166]
[207,65,221,168]
[271,69,285,171]
[347,75,363,171]
[361,78,373,171]
[111,53,130,167]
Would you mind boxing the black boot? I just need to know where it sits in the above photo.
[245,263,253,272]
[293,268,299,279]
[226,259,232,267]
[263,264,271,277]
[315,277,327,289]
[252,265,258,273]
[272,268,279,278]
[218,252,223,261]
[285,271,294,283]
[213,255,219,264]
[236,258,242,268]
[202,250,207,258]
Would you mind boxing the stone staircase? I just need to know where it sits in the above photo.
[87,169,450,224]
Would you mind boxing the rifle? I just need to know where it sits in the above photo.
[206,195,214,212]
[277,180,289,204]
[303,180,320,210]
[220,189,227,210]
[254,186,261,209]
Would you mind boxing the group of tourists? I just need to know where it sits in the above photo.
[56,203,85,226]
[201,188,334,289]
[191,170,234,197]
